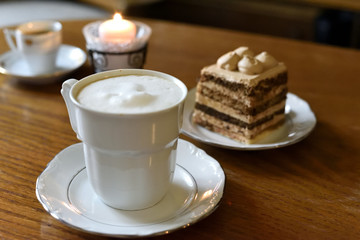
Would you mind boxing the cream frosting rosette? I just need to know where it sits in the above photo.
[216,51,240,71]
[255,51,278,70]
[216,46,279,75]
[238,55,263,75]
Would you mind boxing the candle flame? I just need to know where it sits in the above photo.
[113,13,123,22]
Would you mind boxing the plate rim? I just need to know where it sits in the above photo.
[0,44,86,82]
[181,88,317,150]
[35,139,225,238]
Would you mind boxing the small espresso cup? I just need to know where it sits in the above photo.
[3,20,62,75]
[61,69,187,210]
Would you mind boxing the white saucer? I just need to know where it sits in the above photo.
[181,88,317,150]
[36,139,225,238]
[0,44,86,84]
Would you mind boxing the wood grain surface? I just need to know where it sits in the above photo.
[0,18,360,240]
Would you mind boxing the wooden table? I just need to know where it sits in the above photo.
[1,18,360,240]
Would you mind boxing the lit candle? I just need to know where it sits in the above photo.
[99,13,136,43]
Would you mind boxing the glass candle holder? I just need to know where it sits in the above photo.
[82,20,151,73]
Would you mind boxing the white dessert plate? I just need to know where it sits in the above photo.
[36,139,225,238]
[0,44,86,84]
[181,88,316,150]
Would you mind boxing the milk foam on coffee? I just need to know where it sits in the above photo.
[77,75,184,114]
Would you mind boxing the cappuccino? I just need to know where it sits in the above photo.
[62,69,187,210]
[77,75,185,114]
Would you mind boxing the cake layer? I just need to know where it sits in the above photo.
[195,94,286,123]
[201,63,287,87]
[196,85,287,116]
[197,80,287,107]
[192,109,285,142]
[199,71,287,100]
[194,103,285,130]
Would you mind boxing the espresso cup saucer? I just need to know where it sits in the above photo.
[0,44,86,84]
[36,139,225,238]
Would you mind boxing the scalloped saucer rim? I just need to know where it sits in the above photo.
[36,139,225,238]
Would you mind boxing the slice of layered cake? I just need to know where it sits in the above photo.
[192,46,288,144]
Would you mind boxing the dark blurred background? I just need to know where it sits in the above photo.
[1,0,360,49]
[123,0,360,48]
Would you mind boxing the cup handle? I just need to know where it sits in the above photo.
[61,79,79,137]
[3,28,17,51]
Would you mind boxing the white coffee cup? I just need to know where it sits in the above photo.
[3,20,62,75]
[61,69,187,210]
